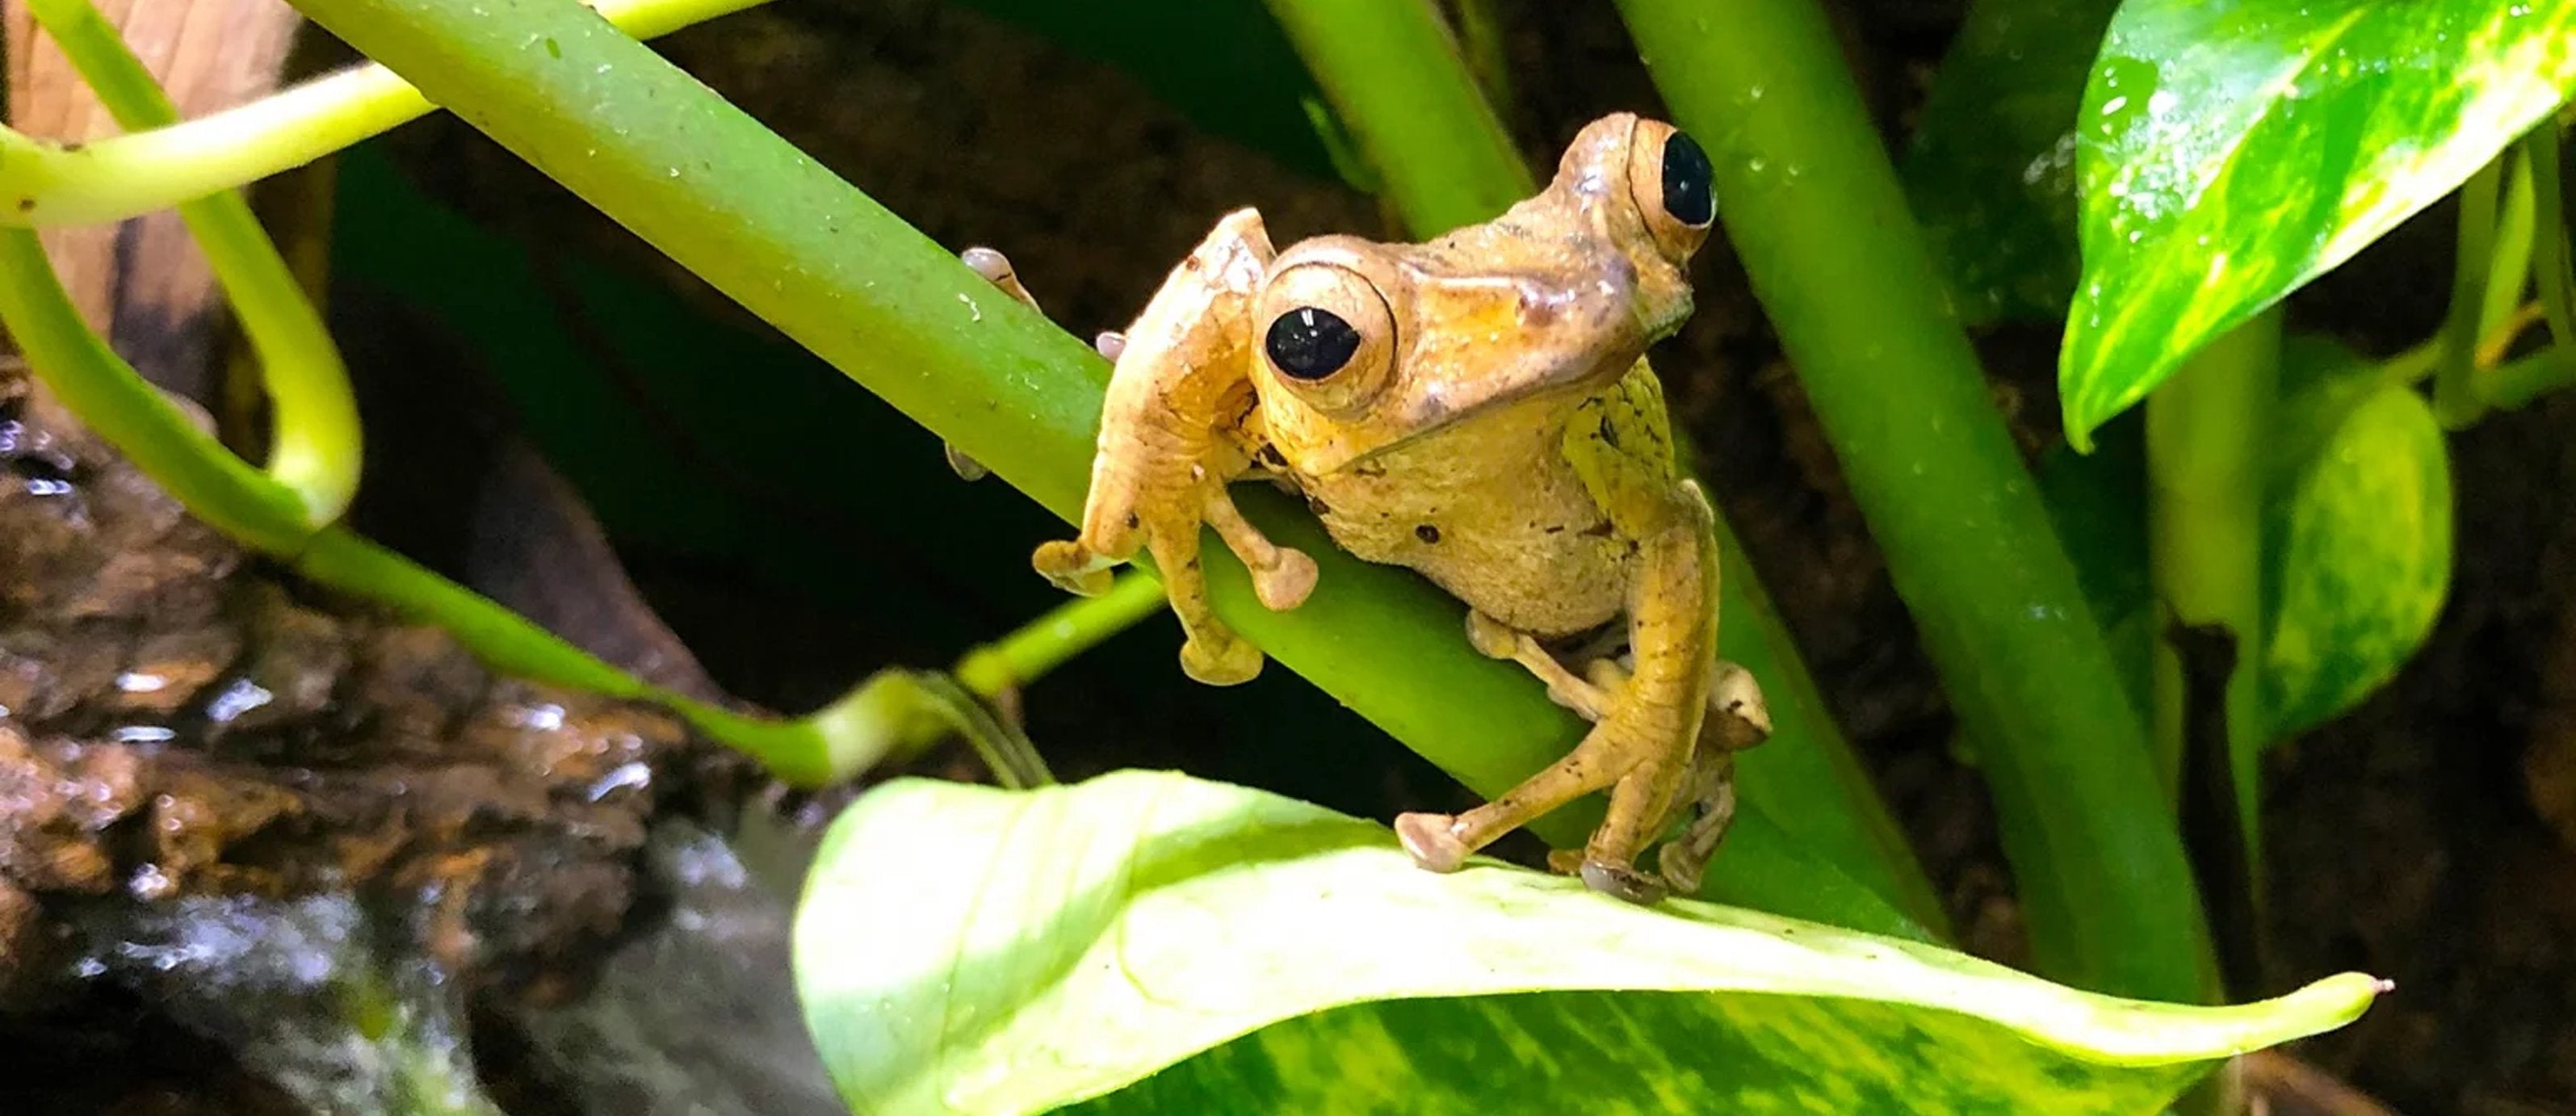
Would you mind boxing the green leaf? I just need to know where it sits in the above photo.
[2061,0,2576,447]
[1903,0,2118,323]
[2264,380,2454,736]
[795,772,2385,1115]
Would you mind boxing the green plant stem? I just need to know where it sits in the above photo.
[2486,343,2576,409]
[2528,124,2576,352]
[1617,0,2215,1001]
[0,224,880,787]
[25,0,363,523]
[2484,152,2536,338]
[0,0,770,229]
[2145,310,2279,1001]
[953,571,1166,699]
[280,0,1936,941]
[2435,159,2503,429]
[1265,0,1945,933]
[1262,0,1528,236]
[0,229,306,548]
[2147,313,2278,803]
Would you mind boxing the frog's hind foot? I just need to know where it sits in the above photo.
[1655,757,1736,896]
[1579,858,1670,905]
[1708,660,1772,749]
[961,245,1044,314]
[1394,812,1473,873]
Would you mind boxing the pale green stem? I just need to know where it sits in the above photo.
[2528,123,2576,353]
[25,0,361,522]
[2486,152,2536,338]
[0,0,772,229]
[953,572,1167,699]
[2434,159,2503,428]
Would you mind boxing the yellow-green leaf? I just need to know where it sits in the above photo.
[794,771,2384,1114]
[2061,0,2576,447]
[2265,381,2454,736]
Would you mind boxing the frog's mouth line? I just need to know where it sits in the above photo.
[1338,348,1647,468]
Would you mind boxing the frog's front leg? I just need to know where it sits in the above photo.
[1030,210,1316,685]
[1395,481,1728,904]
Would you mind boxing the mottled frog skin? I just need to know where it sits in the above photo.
[985,114,1768,903]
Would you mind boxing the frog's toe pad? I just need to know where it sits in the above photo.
[1253,548,1318,611]
[1655,843,1706,896]
[1545,848,1585,876]
[1463,612,1521,660]
[1579,859,1669,905]
[1395,812,1470,873]
[1180,633,1262,686]
[1032,542,1114,596]
[1710,661,1773,748]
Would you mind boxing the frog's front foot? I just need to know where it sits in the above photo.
[1179,627,1264,686]
[1032,540,1116,597]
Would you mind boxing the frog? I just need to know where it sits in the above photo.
[961,113,1771,904]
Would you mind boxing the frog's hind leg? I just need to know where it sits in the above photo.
[1655,661,1771,895]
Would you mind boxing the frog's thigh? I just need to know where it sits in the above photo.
[1567,482,1724,900]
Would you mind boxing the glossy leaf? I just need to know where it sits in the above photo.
[2062,0,2576,447]
[1903,0,2118,322]
[2265,380,2454,736]
[795,772,2385,1115]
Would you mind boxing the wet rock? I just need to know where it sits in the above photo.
[1,350,758,1108]
[0,727,145,893]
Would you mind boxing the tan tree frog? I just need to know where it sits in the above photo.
[969,114,1769,903]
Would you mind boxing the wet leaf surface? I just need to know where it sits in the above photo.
[795,772,2383,1115]
[2061,0,2576,446]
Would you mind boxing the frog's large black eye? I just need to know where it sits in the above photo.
[1265,307,1362,380]
[1660,132,1715,228]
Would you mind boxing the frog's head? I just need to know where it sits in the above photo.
[1248,114,1714,475]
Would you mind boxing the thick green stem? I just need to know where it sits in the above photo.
[2147,313,2278,803]
[1617,0,2214,1001]
[280,0,1932,940]
[0,0,770,229]
[2146,310,2280,998]
[1262,0,1528,237]
[1265,0,1945,933]
[25,0,363,522]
